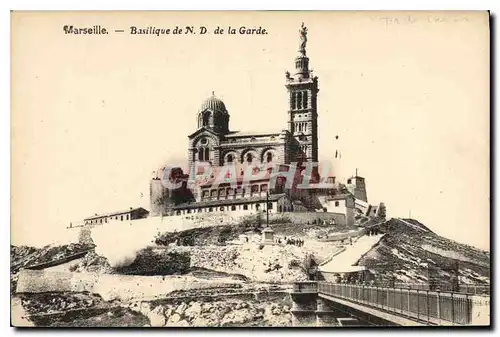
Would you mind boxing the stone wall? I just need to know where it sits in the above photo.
[469,295,490,326]
[268,212,347,226]
[319,228,367,242]
[73,210,347,245]
[16,270,241,302]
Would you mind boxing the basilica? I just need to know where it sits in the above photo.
[149,24,377,225]
[187,24,319,176]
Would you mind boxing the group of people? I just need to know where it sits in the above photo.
[284,237,305,247]
[272,236,305,247]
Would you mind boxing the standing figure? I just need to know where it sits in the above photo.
[299,22,308,55]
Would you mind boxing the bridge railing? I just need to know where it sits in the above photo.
[393,282,490,296]
[318,282,472,325]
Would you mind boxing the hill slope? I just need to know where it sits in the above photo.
[357,218,490,285]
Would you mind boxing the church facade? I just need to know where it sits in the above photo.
[149,24,376,225]
[187,23,319,177]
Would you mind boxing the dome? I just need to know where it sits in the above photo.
[197,93,230,133]
[199,93,228,114]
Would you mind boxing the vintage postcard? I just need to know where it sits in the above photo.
[11,11,490,327]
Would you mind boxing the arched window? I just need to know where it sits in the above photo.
[227,154,233,163]
[204,148,210,161]
[198,149,204,161]
[297,92,303,109]
[202,111,210,126]
[246,153,253,163]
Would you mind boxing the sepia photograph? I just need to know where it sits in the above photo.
[10,10,490,327]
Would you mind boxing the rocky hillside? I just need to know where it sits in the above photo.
[152,217,490,286]
[15,287,292,327]
[357,218,490,285]
[126,290,292,327]
[11,216,490,327]
[170,244,308,284]
[11,243,93,274]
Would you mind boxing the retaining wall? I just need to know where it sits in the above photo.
[16,269,241,301]
[268,212,347,226]
[319,228,367,242]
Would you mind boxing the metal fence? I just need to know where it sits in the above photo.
[318,282,472,325]
[393,282,490,296]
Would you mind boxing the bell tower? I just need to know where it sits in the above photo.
[286,23,319,165]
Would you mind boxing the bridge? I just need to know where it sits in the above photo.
[290,281,490,327]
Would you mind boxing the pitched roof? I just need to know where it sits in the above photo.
[172,194,288,210]
[84,207,149,221]
[187,126,221,139]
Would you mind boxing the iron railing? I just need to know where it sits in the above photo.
[393,282,490,296]
[318,282,472,325]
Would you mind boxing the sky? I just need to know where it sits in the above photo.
[11,11,490,250]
